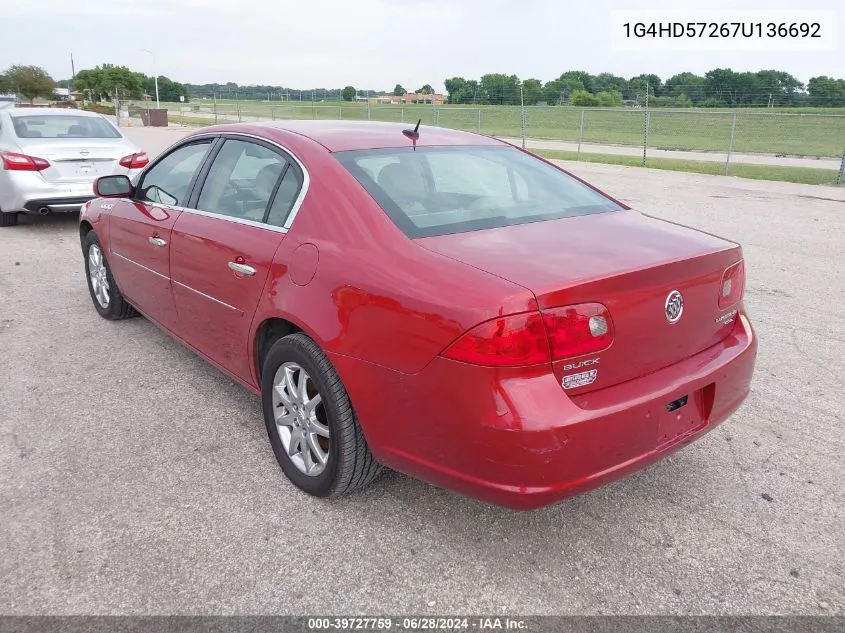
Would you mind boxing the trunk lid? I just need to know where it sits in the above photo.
[417,209,743,394]
[16,139,129,183]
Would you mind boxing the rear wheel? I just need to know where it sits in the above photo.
[261,333,383,498]
[0,211,19,227]
[83,231,137,320]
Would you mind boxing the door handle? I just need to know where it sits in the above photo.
[228,261,256,276]
[148,236,167,247]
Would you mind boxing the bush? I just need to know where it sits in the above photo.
[571,90,599,106]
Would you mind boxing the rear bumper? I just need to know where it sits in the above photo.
[331,311,758,510]
[0,171,95,214]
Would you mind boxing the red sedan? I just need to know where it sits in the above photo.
[79,120,757,510]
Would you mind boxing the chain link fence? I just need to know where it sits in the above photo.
[123,95,845,183]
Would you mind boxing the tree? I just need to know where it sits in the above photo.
[664,72,706,103]
[392,84,406,96]
[808,76,845,106]
[341,86,356,101]
[2,65,56,102]
[479,73,521,105]
[417,84,434,95]
[571,90,599,107]
[521,78,543,105]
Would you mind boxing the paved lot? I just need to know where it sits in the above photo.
[1,126,843,615]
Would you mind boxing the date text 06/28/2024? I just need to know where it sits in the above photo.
[610,10,838,51]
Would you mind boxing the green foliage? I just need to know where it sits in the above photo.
[341,86,356,101]
[521,78,543,105]
[807,76,845,106]
[571,90,599,107]
[392,84,406,96]
[417,84,434,95]
[2,65,56,102]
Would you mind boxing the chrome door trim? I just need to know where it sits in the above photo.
[112,251,170,281]
[172,280,242,314]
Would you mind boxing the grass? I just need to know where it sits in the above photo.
[148,107,843,186]
[163,99,845,158]
[536,149,841,185]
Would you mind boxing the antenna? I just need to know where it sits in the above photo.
[402,118,422,150]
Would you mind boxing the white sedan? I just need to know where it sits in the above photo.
[0,107,147,227]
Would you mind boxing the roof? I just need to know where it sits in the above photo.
[6,107,103,118]
[206,119,506,152]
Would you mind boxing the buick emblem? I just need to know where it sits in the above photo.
[664,290,684,323]
[79,149,90,157]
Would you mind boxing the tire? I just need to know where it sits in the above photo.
[0,211,19,227]
[83,230,137,320]
[261,332,383,498]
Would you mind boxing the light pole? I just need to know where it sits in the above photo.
[142,48,159,108]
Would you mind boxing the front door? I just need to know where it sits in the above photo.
[107,139,215,330]
[169,136,305,382]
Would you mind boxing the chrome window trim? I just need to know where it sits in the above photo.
[175,130,311,232]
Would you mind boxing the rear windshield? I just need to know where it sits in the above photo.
[10,114,121,139]
[333,145,624,238]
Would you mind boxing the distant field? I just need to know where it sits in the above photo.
[160,99,845,159]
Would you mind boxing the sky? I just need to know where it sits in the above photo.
[0,0,841,92]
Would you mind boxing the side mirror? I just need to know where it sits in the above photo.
[94,174,134,198]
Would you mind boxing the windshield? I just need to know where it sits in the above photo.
[333,145,624,238]
[11,114,121,139]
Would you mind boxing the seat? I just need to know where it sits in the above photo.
[376,162,428,215]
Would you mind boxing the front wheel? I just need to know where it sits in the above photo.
[83,231,137,320]
[261,333,383,498]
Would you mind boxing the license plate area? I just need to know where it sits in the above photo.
[656,383,715,448]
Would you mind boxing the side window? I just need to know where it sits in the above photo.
[265,165,303,227]
[138,140,212,207]
[197,139,287,221]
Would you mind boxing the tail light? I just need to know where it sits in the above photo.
[1,151,50,171]
[440,302,614,367]
[542,302,614,360]
[440,312,551,366]
[119,152,149,169]
[719,260,745,309]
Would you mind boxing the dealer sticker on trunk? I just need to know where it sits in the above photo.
[562,369,598,390]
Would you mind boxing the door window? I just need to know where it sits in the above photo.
[265,165,303,227]
[137,140,213,207]
[197,139,288,222]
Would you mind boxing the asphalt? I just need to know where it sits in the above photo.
[1,127,843,615]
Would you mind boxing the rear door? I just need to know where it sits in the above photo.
[169,136,305,382]
[108,138,215,330]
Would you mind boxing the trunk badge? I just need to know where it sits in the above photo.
[665,290,684,324]
[80,149,90,156]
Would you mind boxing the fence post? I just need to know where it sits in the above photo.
[641,85,650,167]
[477,108,481,133]
[236,92,241,122]
[271,106,275,121]
[114,88,120,127]
[725,113,738,176]
[837,149,845,186]
[213,93,218,124]
[367,101,371,121]
[577,108,585,160]
[339,106,343,120]
[435,107,440,127]
[520,85,526,149]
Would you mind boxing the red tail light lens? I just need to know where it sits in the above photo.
[719,260,745,309]
[542,302,614,360]
[1,151,50,171]
[440,312,551,366]
[119,152,149,169]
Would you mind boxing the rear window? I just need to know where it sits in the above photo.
[10,115,121,139]
[333,145,624,238]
